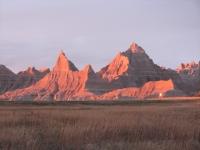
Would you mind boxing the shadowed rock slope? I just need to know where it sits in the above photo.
[0,65,16,95]
[176,61,200,95]
[0,64,50,95]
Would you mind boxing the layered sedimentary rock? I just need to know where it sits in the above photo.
[176,60,200,83]
[11,66,50,90]
[1,42,196,101]
[177,61,199,71]
[100,79,184,99]
[0,65,49,95]
[0,65,17,95]
[0,51,117,101]
[97,42,183,89]
[176,61,200,95]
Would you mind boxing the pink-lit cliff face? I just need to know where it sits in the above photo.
[0,49,118,100]
[177,61,199,72]
[100,79,184,99]
[129,42,145,53]
[39,67,50,74]
[53,50,78,72]
[1,42,196,101]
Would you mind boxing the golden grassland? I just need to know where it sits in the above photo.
[0,100,200,150]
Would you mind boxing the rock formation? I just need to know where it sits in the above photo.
[97,42,183,90]
[12,66,50,90]
[177,61,199,71]
[0,65,49,95]
[100,79,184,99]
[39,67,50,74]
[53,50,78,72]
[0,51,118,101]
[0,65,17,95]
[1,42,198,101]
[176,61,200,95]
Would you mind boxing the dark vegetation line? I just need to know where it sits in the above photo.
[0,99,198,107]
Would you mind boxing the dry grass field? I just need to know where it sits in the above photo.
[0,100,200,150]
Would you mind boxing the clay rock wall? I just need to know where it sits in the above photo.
[98,42,183,89]
[100,80,184,99]
[1,42,197,101]
[0,65,50,95]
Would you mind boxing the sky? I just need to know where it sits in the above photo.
[0,0,200,73]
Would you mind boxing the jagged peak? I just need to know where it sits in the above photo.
[59,50,65,57]
[161,66,166,70]
[177,63,185,70]
[189,60,196,66]
[18,66,39,75]
[130,42,138,51]
[0,64,15,74]
[53,50,79,72]
[116,51,128,59]
[177,60,199,71]
[83,64,94,73]
[39,67,50,73]
[27,66,36,71]
[129,42,145,53]
[117,52,121,57]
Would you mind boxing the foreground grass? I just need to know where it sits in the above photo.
[0,100,200,150]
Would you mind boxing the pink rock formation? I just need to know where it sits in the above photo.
[98,52,130,82]
[53,50,78,72]
[177,60,199,72]
[1,42,196,101]
[100,80,184,99]
[0,52,117,101]
[98,42,183,90]
[39,67,50,74]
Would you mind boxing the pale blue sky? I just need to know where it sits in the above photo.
[0,0,200,73]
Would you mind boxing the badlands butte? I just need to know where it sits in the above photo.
[0,42,200,101]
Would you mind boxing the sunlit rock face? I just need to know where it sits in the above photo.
[177,61,199,71]
[0,51,119,101]
[176,61,200,95]
[97,42,183,90]
[1,42,198,101]
[53,50,79,72]
[99,80,184,99]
